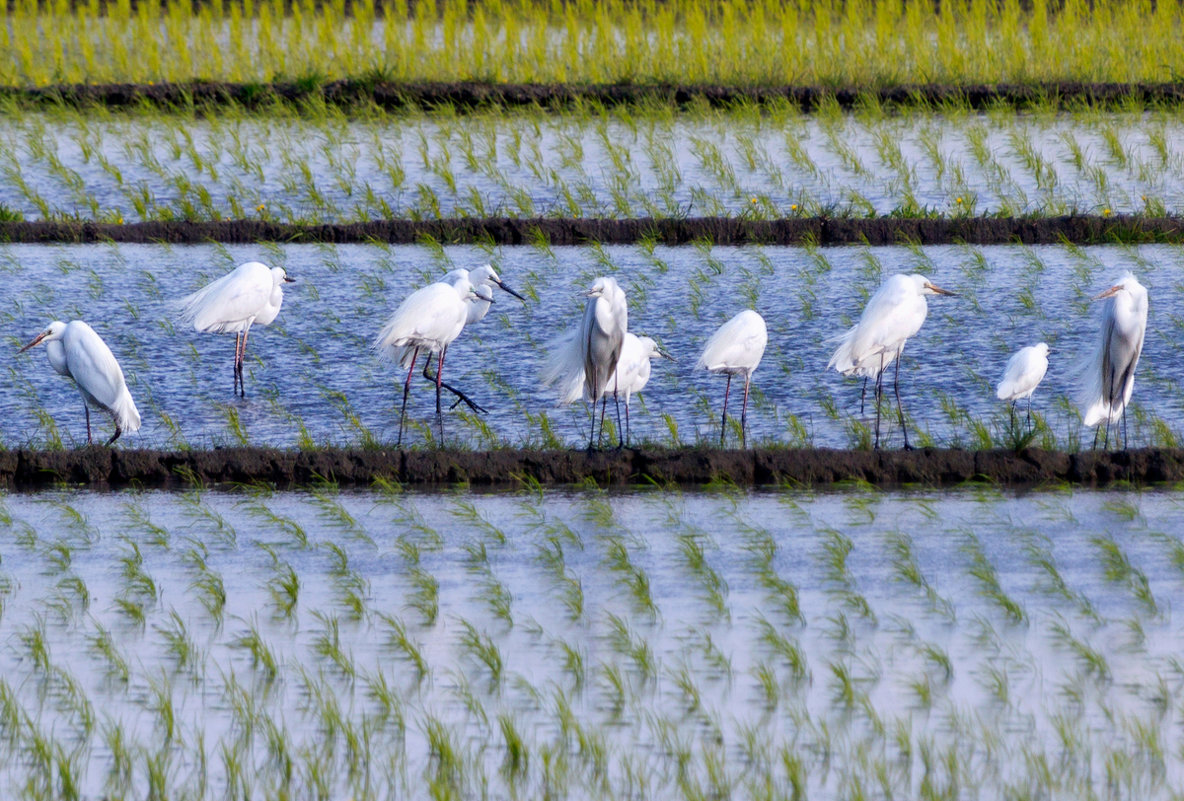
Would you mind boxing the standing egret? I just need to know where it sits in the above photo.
[178,261,295,397]
[1077,272,1148,449]
[19,320,141,445]
[539,276,628,450]
[606,333,673,445]
[697,309,767,448]
[996,342,1050,432]
[374,274,478,446]
[408,264,526,409]
[828,273,957,450]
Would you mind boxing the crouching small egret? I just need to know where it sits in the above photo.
[374,273,478,446]
[827,273,957,450]
[996,342,1050,432]
[178,261,295,397]
[19,320,141,445]
[607,333,673,445]
[697,309,767,448]
[539,276,628,450]
[1077,272,1148,450]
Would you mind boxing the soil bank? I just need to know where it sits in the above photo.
[2,215,1179,247]
[11,80,1184,112]
[1,446,1179,491]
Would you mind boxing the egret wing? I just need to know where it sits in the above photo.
[63,323,127,410]
[179,263,272,333]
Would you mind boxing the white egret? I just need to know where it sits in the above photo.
[1077,272,1148,449]
[606,333,673,445]
[443,264,526,326]
[996,342,1050,431]
[374,274,478,446]
[19,320,141,445]
[697,309,767,447]
[539,276,628,450]
[178,261,295,397]
[828,273,957,450]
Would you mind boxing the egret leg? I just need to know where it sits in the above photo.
[893,351,911,450]
[105,423,122,446]
[435,348,446,416]
[240,327,251,398]
[720,374,732,447]
[624,397,632,446]
[233,333,242,396]
[420,361,487,413]
[397,348,419,448]
[1026,396,1033,434]
[587,399,597,452]
[860,376,868,415]
[873,354,885,450]
[85,405,92,444]
[741,374,752,449]
[599,395,608,447]
[1008,401,1016,434]
[613,375,623,450]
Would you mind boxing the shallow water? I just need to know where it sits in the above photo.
[1,486,1182,799]
[2,240,1183,451]
[0,110,1181,221]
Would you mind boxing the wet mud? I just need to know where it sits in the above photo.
[2,215,1179,247]
[1,446,1180,491]
[11,80,1184,112]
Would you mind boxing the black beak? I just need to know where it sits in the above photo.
[497,280,526,302]
[284,275,296,283]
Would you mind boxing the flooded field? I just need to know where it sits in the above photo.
[1,109,1183,223]
[2,241,1183,452]
[1,486,1181,799]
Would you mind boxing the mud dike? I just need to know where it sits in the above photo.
[3,447,1181,490]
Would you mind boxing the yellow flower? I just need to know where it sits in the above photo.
[1103,208,1111,216]
[955,197,963,204]
[791,204,798,211]
[750,197,758,204]
[257,204,266,212]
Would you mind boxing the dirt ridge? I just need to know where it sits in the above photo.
[1,447,1179,490]
[10,80,1184,111]
[2,216,1179,246]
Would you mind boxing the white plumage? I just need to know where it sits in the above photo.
[178,260,294,396]
[539,276,629,449]
[1077,272,1148,444]
[827,273,956,449]
[697,309,767,447]
[374,274,478,445]
[997,343,1050,402]
[443,264,525,326]
[20,320,141,444]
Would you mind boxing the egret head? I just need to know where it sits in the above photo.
[18,320,67,353]
[586,276,619,299]
[1035,342,1051,357]
[272,266,295,285]
[914,275,957,296]
[474,284,495,304]
[1093,272,1144,301]
[639,336,674,361]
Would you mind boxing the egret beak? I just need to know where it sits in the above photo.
[924,282,958,296]
[658,348,675,361]
[18,330,48,353]
[496,279,526,302]
[1093,284,1123,300]
[486,295,496,305]
[283,275,296,283]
